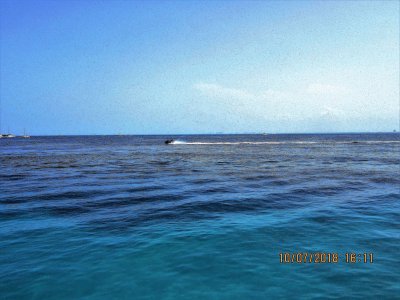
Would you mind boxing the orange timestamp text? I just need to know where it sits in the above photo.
[279,252,373,264]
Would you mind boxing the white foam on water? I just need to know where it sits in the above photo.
[173,141,283,145]
[170,140,400,145]
[170,140,187,145]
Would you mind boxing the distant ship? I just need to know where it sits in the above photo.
[0,125,15,138]
[0,128,30,138]
[22,128,30,138]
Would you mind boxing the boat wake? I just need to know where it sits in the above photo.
[170,140,400,145]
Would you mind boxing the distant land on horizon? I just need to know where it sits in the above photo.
[7,131,398,137]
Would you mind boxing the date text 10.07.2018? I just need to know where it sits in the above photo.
[279,252,373,264]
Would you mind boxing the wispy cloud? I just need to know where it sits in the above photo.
[306,83,348,95]
[320,106,346,118]
[193,82,288,101]
[260,89,288,99]
[193,82,254,100]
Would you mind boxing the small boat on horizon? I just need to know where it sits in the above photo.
[22,128,30,138]
[0,133,15,138]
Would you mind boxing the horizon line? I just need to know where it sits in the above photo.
[6,131,399,137]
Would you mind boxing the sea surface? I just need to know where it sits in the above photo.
[1,133,399,299]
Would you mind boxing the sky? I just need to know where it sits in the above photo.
[0,0,399,135]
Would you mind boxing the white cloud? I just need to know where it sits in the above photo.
[193,82,288,101]
[260,89,288,99]
[320,106,346,118]
[193,82,254,100]
[306,83,348,95]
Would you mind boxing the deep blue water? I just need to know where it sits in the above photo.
[1,133,399,299]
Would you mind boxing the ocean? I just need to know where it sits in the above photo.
[1,133,399,299]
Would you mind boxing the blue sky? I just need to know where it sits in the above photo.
[1,0,399,135]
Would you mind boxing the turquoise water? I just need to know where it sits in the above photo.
[1,134,399,299]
